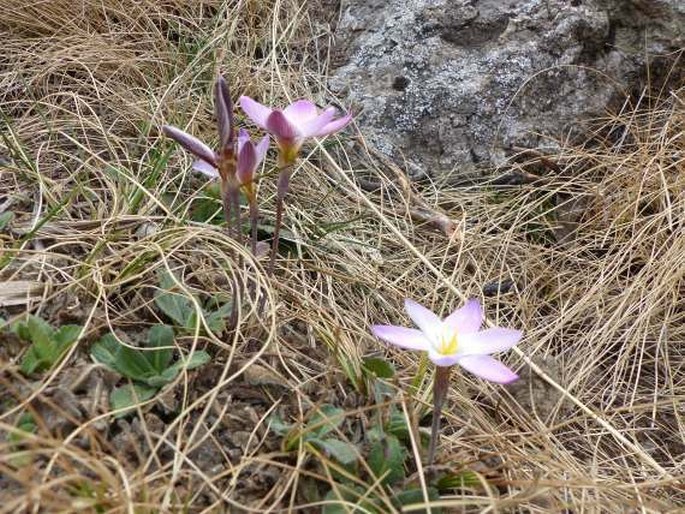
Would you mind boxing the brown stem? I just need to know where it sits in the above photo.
[427,366,451,467]
[268,164,292,275]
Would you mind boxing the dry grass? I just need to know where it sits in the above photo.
[1,1,684,512]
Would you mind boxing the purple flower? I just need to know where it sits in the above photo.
[163,75,238,182]
[238,97,352,163]
[236,128,269,197]
[371,299,521,383]
[162,125,219,171]
[189,128,269,192]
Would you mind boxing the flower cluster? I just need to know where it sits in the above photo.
[162,75,352,264]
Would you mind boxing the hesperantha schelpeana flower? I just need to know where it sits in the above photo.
[238,96,352,274]
[189,128,269,196]
[371,298,521,383]
[162,76,269,253]
[238,97,352,165]
[372,297,521,465]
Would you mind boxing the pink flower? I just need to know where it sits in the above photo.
[371,299,521,383]
[238,97,352,163]
[189,128,269,191]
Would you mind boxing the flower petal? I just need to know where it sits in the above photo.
[163,125,218,167]
[265,110,301,140]
[239,96,272,129]
[237,138,257,185]
[214,75,234,148]
[310,112,353,138]
[457,354,518,383]
[371,325,429,351]
[427,348,460,367]
[458,328,522,355]
[444,299,483,334]
[404,299,441,340]
[255,135,270,163]
[237,127,250,144]
[192,159,220,178]
[283,99,319,124]
[300,107,336,137]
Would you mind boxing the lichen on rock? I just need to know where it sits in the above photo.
[330,0,685,180]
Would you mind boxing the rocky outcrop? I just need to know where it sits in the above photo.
[330,0,685,180]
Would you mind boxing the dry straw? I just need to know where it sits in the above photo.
[1,0,684,511]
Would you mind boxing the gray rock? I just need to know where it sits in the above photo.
[330,0,685,180]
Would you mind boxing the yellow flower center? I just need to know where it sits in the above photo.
[435,328,459,355]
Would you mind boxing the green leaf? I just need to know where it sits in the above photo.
[268,413,293,437]
[53,324,81,345]
[307,405,345,439]
[89,333,120,369]
[91,334,157,381]
[387,409,411,442]
[53,325,81,353]
[8,413,37,444]
[109,383,158,417]
[16,317,77,375]
[190,195,223,225]
[145,324,174,373]
[20,347,45,375]
[155,290,192,327]
[204,301,234,334]
[362,357,395,379]
[7,412,37,467]
[156,350,211,385]
[154,271,192,327]
[0,211,13,231]
[310,438,358,466]
[436,470,482,490]
[393,487,441,513]
[26,315,54,359]
[11,320,30,341]
[371,379,395,404]
[184,309,200,332]
[368,434,406,485]
[111,345,158,381]
[366,425,384,444]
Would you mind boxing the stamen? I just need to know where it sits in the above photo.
[436,328,458,355]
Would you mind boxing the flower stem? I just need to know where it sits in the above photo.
[427,366,451,467]
[268,164,292,275]
[249,195,259,256]
[221,185,234,233]
[229,186,242,246]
